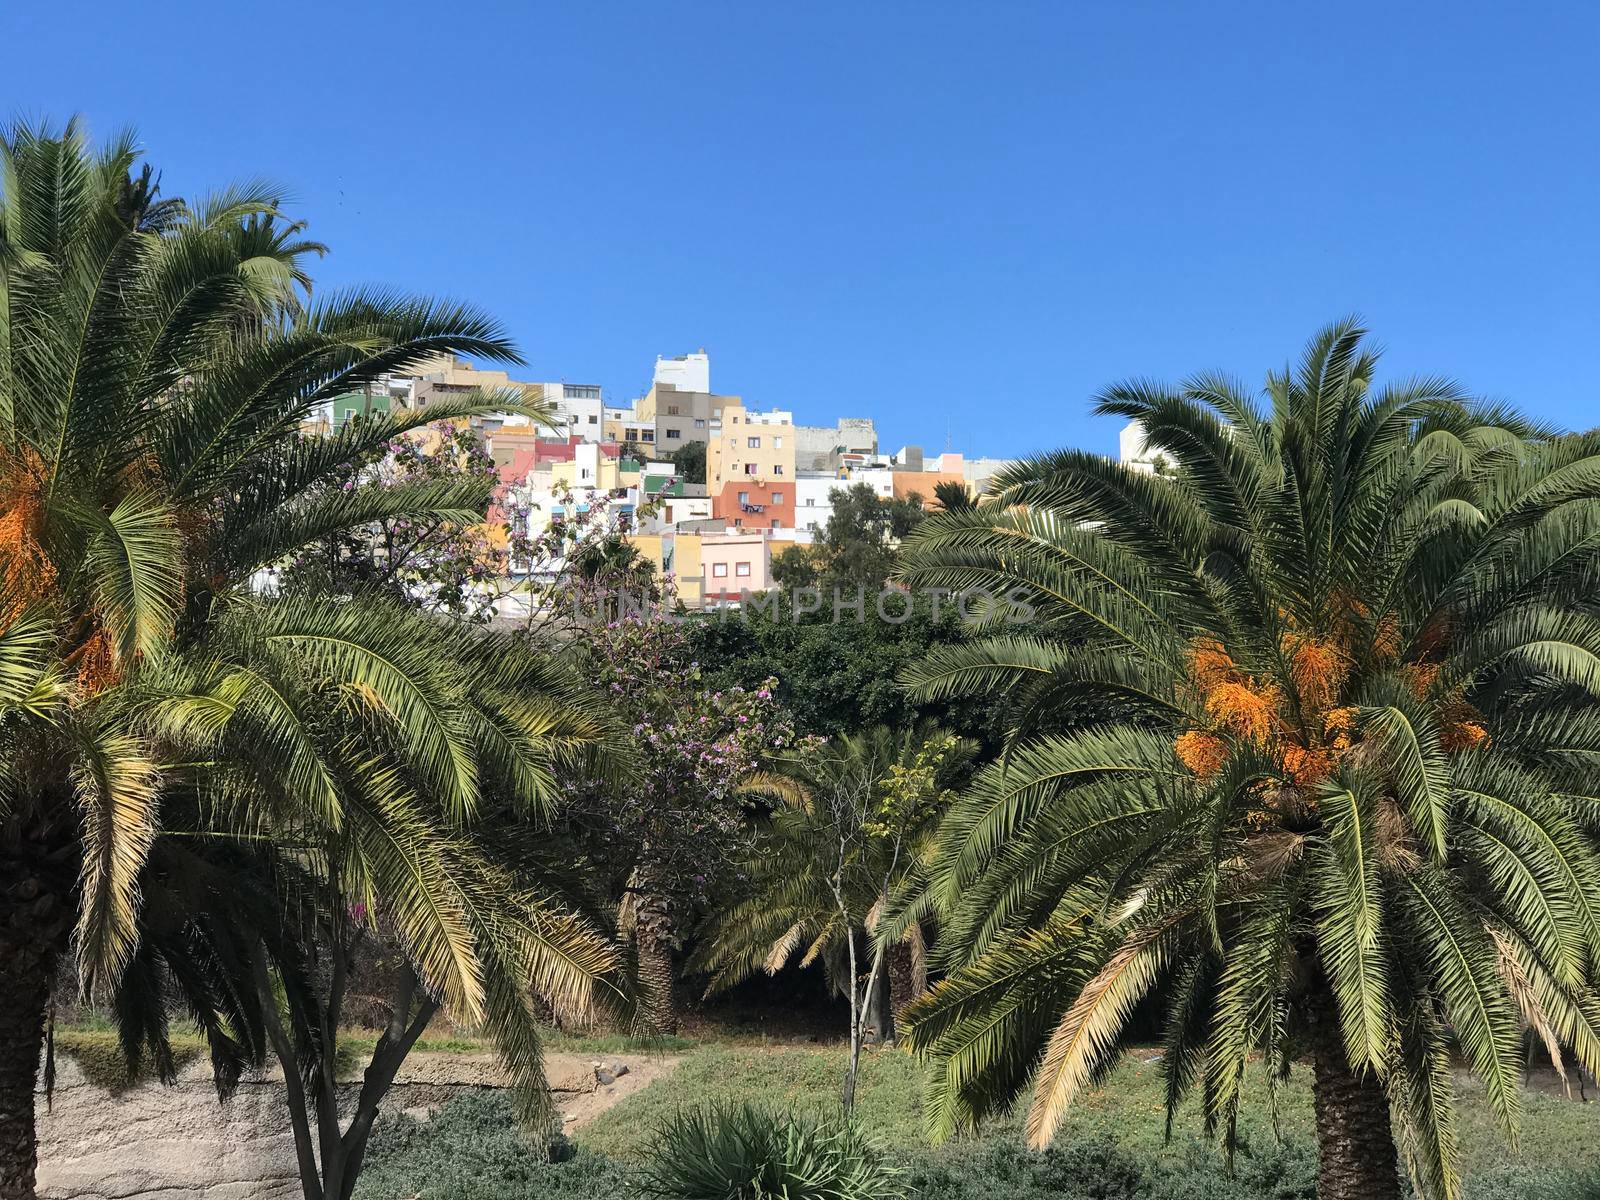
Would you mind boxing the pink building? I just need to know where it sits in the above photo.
[699,532,775,602]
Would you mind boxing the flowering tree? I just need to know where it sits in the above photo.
[505,480,669,635]
[278,419,674,628]
[278,420,513,622]
[571,617,796,1032]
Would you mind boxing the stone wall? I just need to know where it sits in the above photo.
[35,1051,616,1200]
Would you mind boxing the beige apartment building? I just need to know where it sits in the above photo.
[636,380,741,449]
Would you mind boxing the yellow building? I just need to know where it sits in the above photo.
[630,532,705,608]
[706,405,796,492]
[550,442,640,492]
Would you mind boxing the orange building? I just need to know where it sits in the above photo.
[712,480,795,531]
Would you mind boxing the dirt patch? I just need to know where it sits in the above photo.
[546,1053,682,1131]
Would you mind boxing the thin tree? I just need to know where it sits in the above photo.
[698,726,970,1111]
[894,320,1600,1200]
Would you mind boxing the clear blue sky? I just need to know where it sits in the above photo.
[8,1,1598,458]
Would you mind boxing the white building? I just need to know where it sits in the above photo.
[653,350,711,394]
[963,455,1017,496]
[794,459,897,534]
[1119,420,1173,475]
[488,382,606,439]
[795,472,839,534]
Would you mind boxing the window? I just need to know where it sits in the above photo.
[667,404,680,415]
[773,465,784,475]
[588,414,598,424]
[564,384,601,400]
[771,492,784,503]
[736,562,751,577]
[569,415,579,425]
[738,491,750,504]
[642,430,655,442]
[744,464,758,475]
[747,436,761,449]
[666,428,682,440]
[770,519,780,529]
[694,418,706,428]
[774,436,783,448]
[805,497,815,506]
[712,562,728,578]
[806,520,818,531]
[580,468,591,480]
[733,517,743,527]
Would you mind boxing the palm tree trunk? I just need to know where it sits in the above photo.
[0,949,49,1200]
[633,886,678,1035]
[886,942,919,1023]
[1,820,74,1200]
[1307,988,1401,1200]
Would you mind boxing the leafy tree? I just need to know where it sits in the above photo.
[667,439,706,485]
[770,542,822,590]
[568,617,795,1033]
[894,321,1600,1200]
[763,483,928,596]
[811,482,925,594]
[694,726,973,1108]
[0,121,622,1199]
[687,597,1003,747]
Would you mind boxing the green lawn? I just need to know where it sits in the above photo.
[577,1042,1600,1184]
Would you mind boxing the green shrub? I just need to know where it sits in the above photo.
[1463,1164,1600,1200]
[639,1102,903,1199]
[351,1092,629,1200]
[899,1136,1315,1200]
[902,1139,1145,1199]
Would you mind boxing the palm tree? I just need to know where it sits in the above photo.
[893,320,1600,1200]
[0,120,622,1199]
[932,479,976,513]
[695,725,972,1103]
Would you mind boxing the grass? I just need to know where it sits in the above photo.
[52,1029,207,1094]
[575,1041,1600,1186]
[581,1044,928,1160]
[53,1018,696,1088]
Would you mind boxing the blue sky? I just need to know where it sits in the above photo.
[7,1,1598,458]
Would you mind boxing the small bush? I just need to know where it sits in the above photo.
[639,1102,903,1199]
[902,1139,1144,1200]
[351,1091,629,1200]
[899,1135,1315,1200]
[1463,1163,1600,1200]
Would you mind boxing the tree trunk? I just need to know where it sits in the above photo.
[633,887,678,1035]
[0,948,49,1200]
[862,960,893,1045]
[886,942,919,1023]
[1307,988,1401,1200]
[1,818,75,1200]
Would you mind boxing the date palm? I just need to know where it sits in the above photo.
[894,321,1600,1200]
[0,120,622,1199]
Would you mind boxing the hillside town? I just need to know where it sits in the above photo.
[301,349,1051,612]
